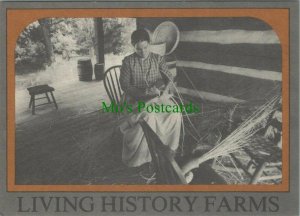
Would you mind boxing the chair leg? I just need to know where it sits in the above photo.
[29,96,33,108]
[50,91,58,109]
[45,92,51,103]
[246,160,256,172]
[32,95,35,115]
[250,162,267,184]
[211,156,219,169]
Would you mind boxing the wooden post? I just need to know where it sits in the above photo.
[94,18,105,80]
[38,19,55,64]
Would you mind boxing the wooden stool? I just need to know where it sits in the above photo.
[27,84,58,115]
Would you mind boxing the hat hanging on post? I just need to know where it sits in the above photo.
[144,28,166,56]
[151,21,180,55]
[149,43,167,56]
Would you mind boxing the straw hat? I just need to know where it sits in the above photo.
[152,21,180,55]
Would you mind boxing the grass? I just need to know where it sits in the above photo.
[15,52,130,91]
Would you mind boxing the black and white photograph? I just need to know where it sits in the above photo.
[0,1,299,215]
[15,17,283,186]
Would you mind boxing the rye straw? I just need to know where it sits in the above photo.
[181,95,280,175]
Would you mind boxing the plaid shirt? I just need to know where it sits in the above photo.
[120,52,173,98]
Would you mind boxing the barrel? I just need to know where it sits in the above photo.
[77,58,93,81]
[94,63,105,81]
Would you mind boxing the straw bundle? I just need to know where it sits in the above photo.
[181,95,280,175]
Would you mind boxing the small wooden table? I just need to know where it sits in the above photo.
[27,84,58,115]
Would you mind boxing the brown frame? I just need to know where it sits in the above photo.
[7,8,289,192]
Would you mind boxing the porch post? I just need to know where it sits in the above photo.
[94,18,105,80]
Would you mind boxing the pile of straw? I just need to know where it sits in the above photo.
[181,95,280,175]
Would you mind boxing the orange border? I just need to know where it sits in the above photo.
[7,8,289,192]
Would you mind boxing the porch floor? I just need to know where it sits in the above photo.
[15,79,225,185]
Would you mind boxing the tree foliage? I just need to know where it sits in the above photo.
[15,18,134,74]
[103,18,126,55]
[15,21,48,73]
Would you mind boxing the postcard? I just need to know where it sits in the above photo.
[0,1,299,215]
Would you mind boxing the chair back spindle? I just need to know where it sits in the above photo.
[103,65,123,105]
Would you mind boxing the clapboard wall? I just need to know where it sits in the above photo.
[137,18,282,103]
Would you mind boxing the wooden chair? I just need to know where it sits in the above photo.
[229,138,282,184]
[245,142,281,184]
[103,65,123,105]
[139,119,187,184]
[211,101,282,184]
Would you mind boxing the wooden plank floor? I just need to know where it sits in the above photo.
[15,80,158,185]
[15,80,227,185]
[16,110,149,185]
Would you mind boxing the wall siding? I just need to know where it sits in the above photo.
[137,17,282,103]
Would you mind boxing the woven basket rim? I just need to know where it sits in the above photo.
[152,21,180,55]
